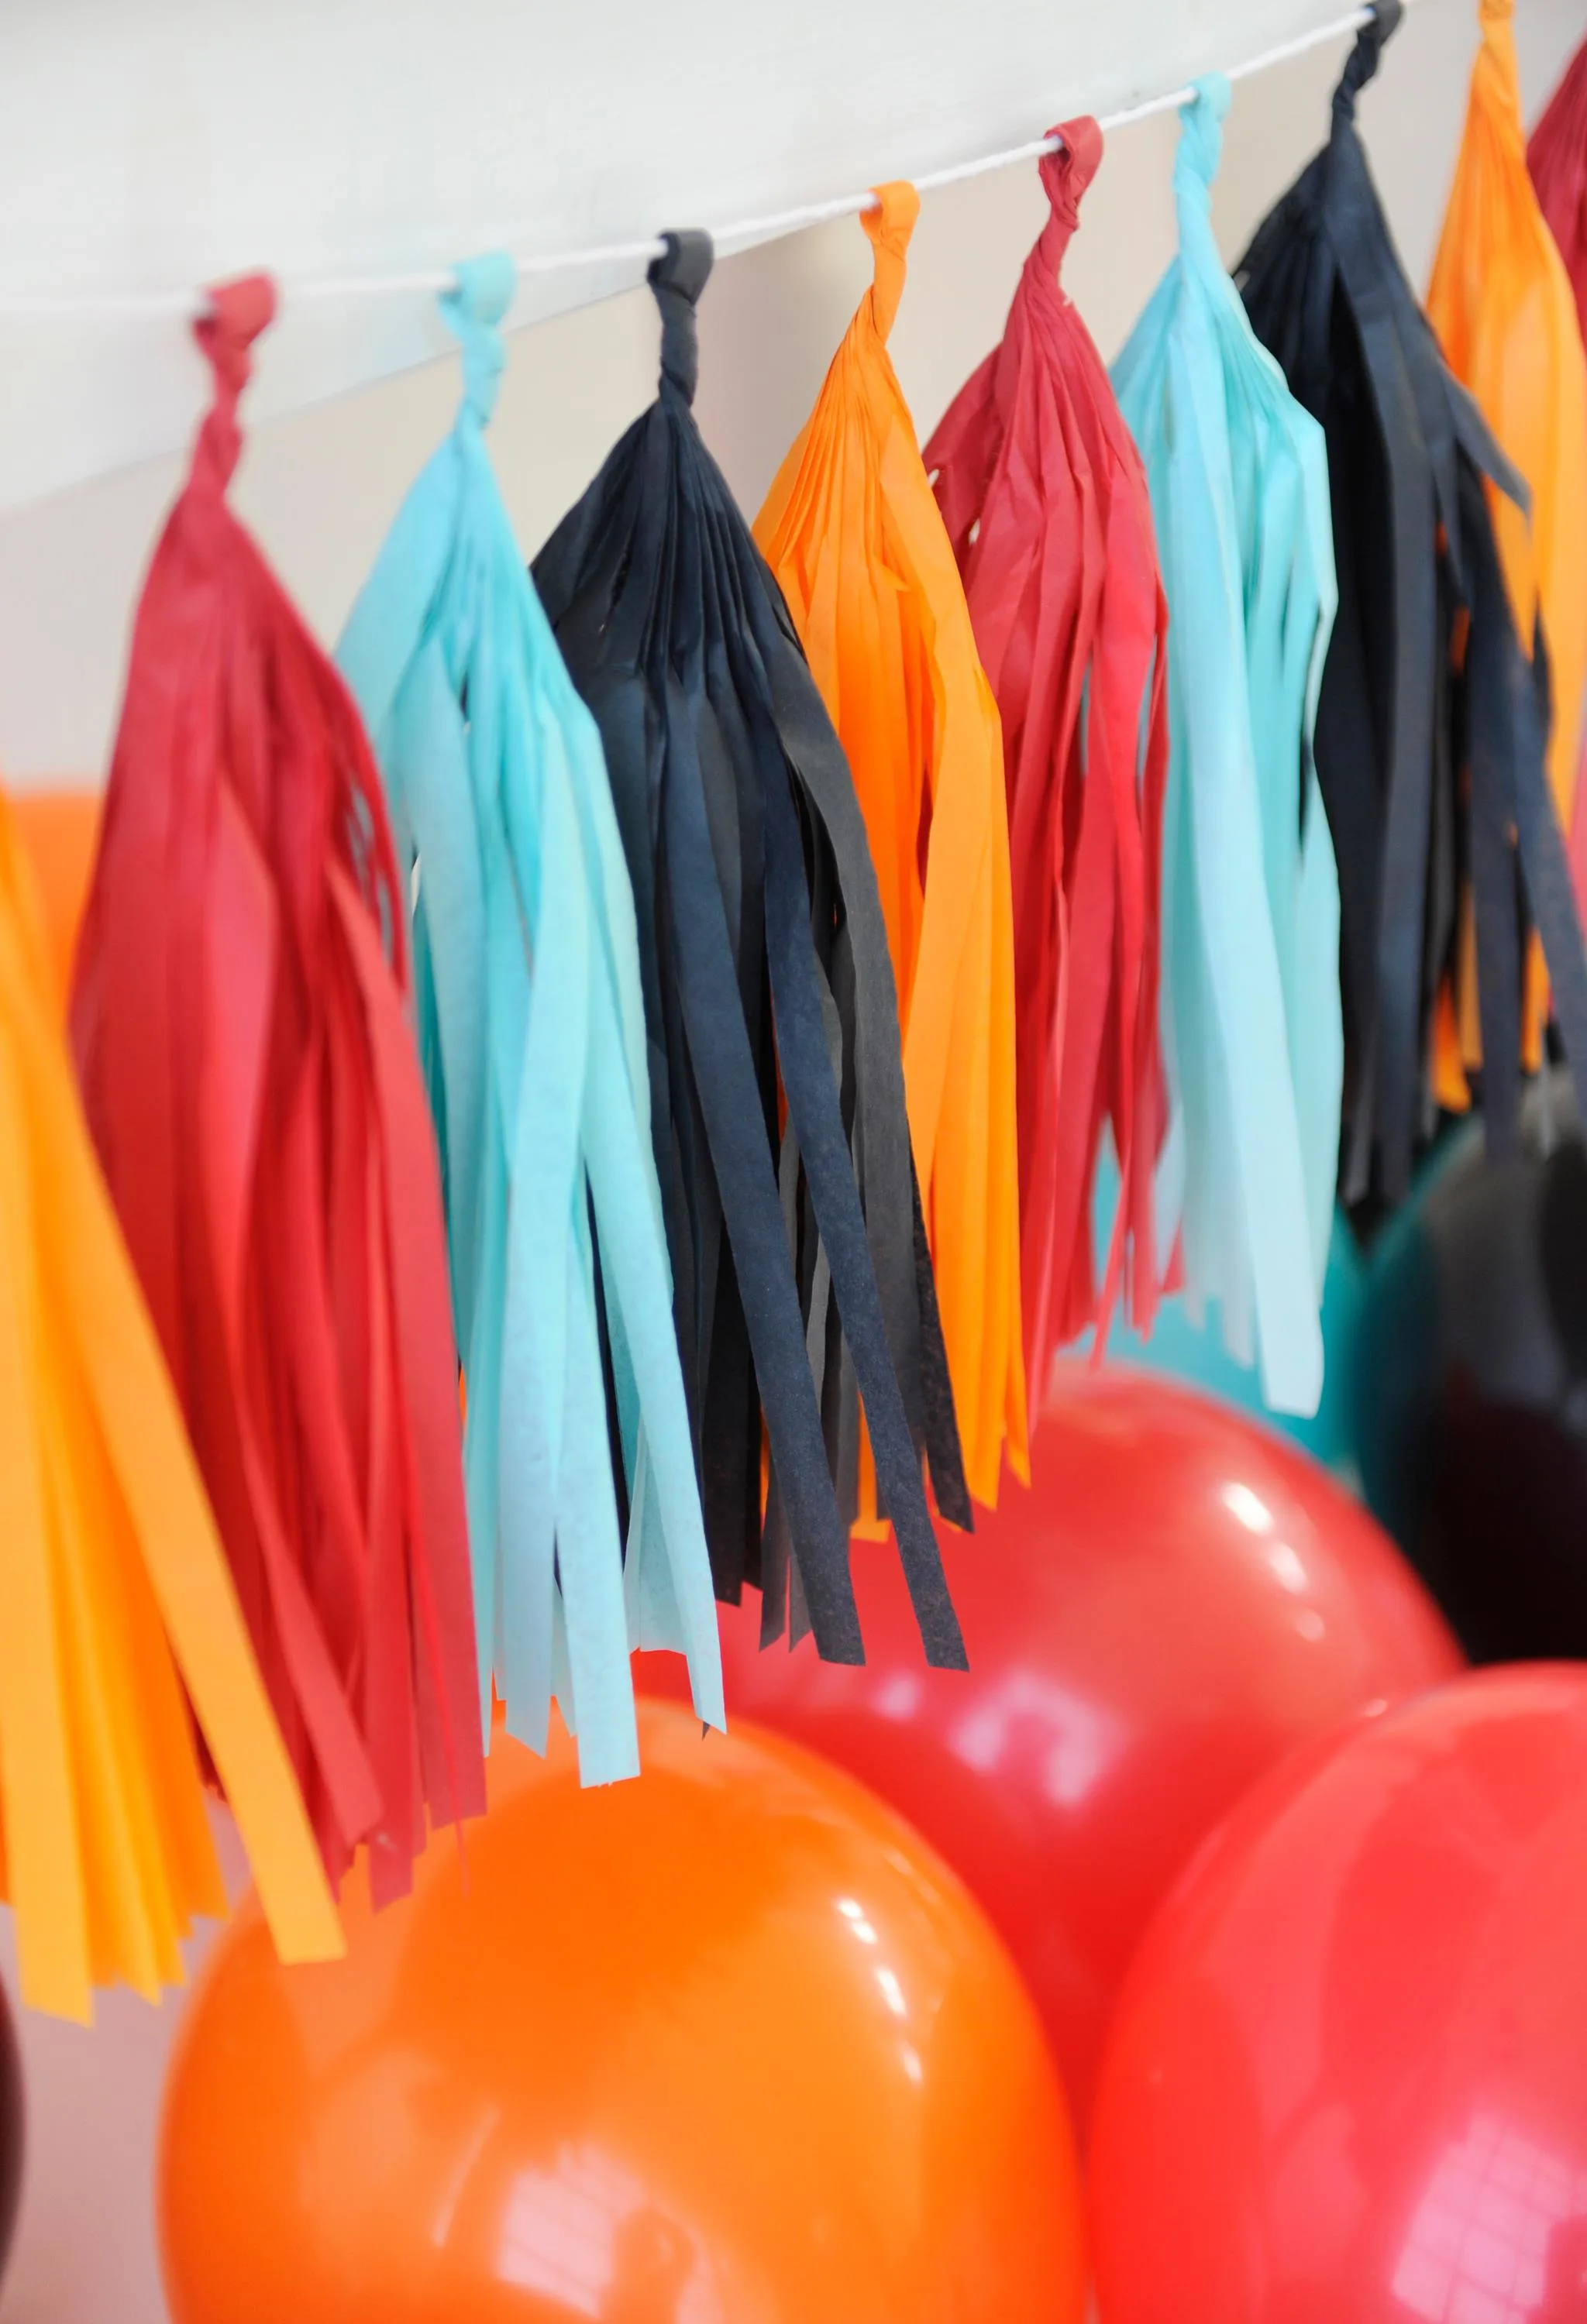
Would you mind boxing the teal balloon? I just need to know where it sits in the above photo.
[1089,1160,1365,1473]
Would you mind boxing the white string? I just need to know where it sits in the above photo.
[0,0,1407,321]
[714,0,1396,246]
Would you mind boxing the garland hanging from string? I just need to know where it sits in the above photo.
[1112,78,1342,1418]
[0,784,341,2020]
[756,184,1028,1508]
[533,234,969,1664]
[1238,0,1587,1205]
[1425,0,1587,1107]
[71,278,484,1903]
[337,254,724,1783]
[926,118,1169,1389]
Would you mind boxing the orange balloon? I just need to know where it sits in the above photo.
[8,788,100,1011]
[159,1702,1085,2324]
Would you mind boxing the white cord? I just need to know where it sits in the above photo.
[714,0,1394,246]
[0,0,1406,321]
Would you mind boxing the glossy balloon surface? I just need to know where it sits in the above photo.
[1090,1666,1587,2324]
[10,786,98,1006]
[1355,1081,1587,1662]
[642,1367,1461,2133]
[159,1702,1083,2324]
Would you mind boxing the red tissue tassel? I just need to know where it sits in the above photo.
[925,119,1169,1396]
[71,278,484,1902]
[1530,32,1587,348]
[1528,38,1587,906]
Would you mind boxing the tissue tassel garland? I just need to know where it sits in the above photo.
[0,782,341,2019]
[338,255,723,1783]
[1530,29,1587,346]
[1112,80,1343,1418]
[534,233,969,1666]
[756,183,1028,1511]
[1427,0,1587,1091]
[925,120,1169,1389]
[1239,0,1587,1203]
[71,277,484,1901]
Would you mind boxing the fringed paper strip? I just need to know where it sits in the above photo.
[926,121,1169,1393]
[1427,0,1587,1089]
[1240,0,1587,1205]
[756,184,1027,1509]
[1530,28,1587,342]
[71,277,484,1904]
[338,256,723,1783]
[0,782,340,2018]
[535,234,969,1665]
[1113,81,1342,1416]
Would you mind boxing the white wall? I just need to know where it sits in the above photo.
[0,0,1394,507]
[2,0,1581,796]
[0,3,1583,2319]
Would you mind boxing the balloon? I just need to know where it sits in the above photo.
[159,1701,1085,2324]
[1354,1074,1587,1663]
[640,1367,1461,2134]
[1096,1167,1367,1476]
[1090,1665,1587,2324]
[9,786,98,1007]
[0,1980,21,2289]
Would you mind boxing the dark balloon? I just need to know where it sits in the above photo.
[639,1367,1461,2133]
[1090,1666,1587,2324]
[158,1703,1085,2324]
[0,1981,20,2290]
[1355,1074,1587,1662]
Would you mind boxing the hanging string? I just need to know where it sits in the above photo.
[0,0,1434,325]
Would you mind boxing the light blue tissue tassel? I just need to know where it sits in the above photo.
[337,254,724,1782]
[1113,81,1342,1418]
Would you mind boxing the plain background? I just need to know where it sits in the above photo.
[1,0,1394,507]
[0,2,1583,2317]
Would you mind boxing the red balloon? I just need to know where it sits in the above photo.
[1090,1666,1587,2324]
[639,1367,1461,2133]
[159,1703,1085,2323]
